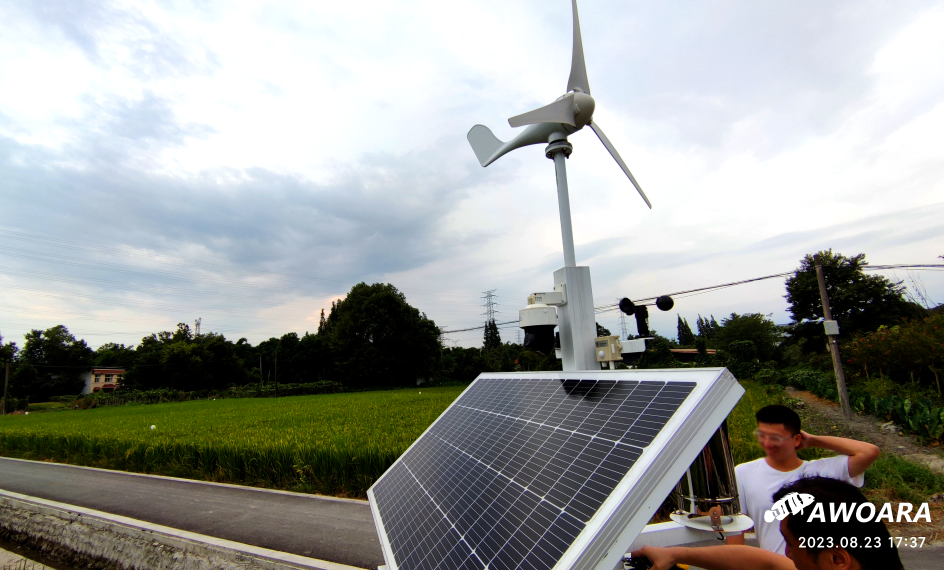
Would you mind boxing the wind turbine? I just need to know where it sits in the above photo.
[467,0,651,371]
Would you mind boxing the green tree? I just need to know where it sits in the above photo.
[713,313,782,363]
[122,324,247,391]
[726,340,760,379]
[483,319,502,350]
[0,331,17,363]
[633,336,682,369]
[677,315,696,347]
[11,325,93,401]
[320,283,440,387]
[696,315,720,341]
[596,323,611,337]
[94,343,137,368]
[785,250,914,350]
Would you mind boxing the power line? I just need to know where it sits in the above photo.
[441,320,519,334]
[593,263,944,314]
[442,263,944,332]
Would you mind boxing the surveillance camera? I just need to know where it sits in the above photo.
[519,301,558,356]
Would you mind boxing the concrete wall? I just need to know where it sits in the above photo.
[80,371,93,395]
[0,490,363,570]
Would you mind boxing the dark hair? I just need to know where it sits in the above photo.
[773,477,902,570]
[755,405,801,435]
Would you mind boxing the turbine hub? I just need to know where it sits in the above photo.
[571,92,595,129]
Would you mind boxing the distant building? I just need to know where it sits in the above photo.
[669,348,717,363]
[81,368,124,394]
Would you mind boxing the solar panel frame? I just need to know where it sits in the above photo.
[368,368,743,570]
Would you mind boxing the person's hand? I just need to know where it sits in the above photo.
[629,546,677,570]
[796,430,815,451]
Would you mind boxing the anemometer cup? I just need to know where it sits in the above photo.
[618,298,635,315]
[520,303,559,356]
[656,295,674,311]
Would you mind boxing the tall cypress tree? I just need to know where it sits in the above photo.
[483,319,502,350]
[677,315,695,347]
[696,314,720,340]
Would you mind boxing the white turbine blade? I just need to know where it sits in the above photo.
[590,121,652,209]
[508,96,576,128]
[567,0,590,95]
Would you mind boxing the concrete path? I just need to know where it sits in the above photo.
[0,545,31,568]
[0,458,384,570]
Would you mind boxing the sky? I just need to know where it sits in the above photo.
[1,0,942,350]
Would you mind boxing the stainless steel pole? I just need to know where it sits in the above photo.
[546,139,597,370]
[548,141,577,268]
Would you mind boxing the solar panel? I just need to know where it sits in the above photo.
[368,369,743,570]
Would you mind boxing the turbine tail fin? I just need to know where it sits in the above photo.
[467,125,504,167]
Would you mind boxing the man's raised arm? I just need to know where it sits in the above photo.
[797,431,880,477]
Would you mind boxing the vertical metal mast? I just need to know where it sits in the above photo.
[547,139,597,371]
[548,141,577,268]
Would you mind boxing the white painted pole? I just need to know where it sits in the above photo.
[552,149,577,268]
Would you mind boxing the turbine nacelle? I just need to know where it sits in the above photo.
[508,91,596,130]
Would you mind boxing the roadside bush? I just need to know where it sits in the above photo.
[2,397,29,413]
[785,367,944,441]
[727,340,760,379]
[755,368,781,385]
[844,314,944,398]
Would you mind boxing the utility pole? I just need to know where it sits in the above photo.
[2,361,9,415]
[813,254,852,419]
[274,350,279,398]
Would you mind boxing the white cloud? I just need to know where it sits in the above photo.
[1,0,942,348]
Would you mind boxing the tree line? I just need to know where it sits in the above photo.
[0,250,938,404]
[0,283,442,402]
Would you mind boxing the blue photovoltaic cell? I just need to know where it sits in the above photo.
[371,377,694,570]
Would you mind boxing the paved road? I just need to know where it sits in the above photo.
[2,458,940,570]
[0,458,384,569]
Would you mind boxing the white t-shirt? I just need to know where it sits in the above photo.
[735,456,864,554]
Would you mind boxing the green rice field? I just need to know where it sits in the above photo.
[1,382,940,503]
[0,387,463,497]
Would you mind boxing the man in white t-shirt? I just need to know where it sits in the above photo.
[726,404,880,554]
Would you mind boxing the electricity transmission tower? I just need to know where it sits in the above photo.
[194,318,202,336]
[481,290,499,325]
[617,300,628,339]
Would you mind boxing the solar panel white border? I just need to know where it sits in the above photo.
[367,368,744,570]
